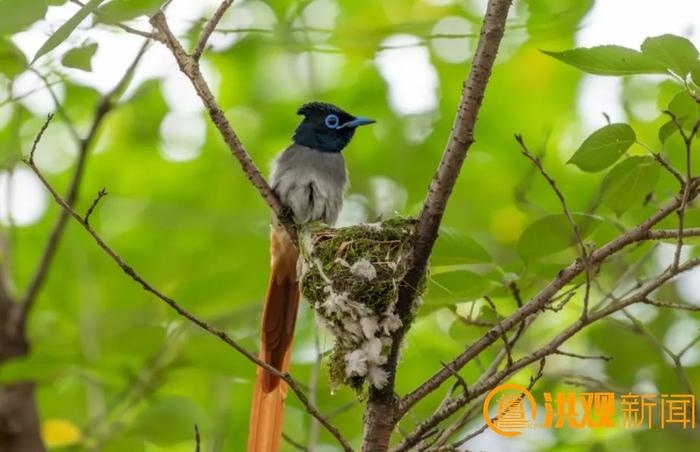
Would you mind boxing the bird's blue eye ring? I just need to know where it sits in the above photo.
[325,114,340,129]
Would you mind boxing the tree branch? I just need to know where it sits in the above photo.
[193,0,235,61]
[664,110,696,270]
[69,0,159,40]
[451,358,545,449]
[647,227,700,239]
[642,298,700,311]
[26,114,54,165]
[194,424,201,452]
[282,433,310,452]
[483,296,512,367]
[393,257,700,451]
[636,140,685,186]
[397,179,699,418]
[149,11,296,241]
[552,349,613,361]
[22,155,351,452]
[362,2,514,450]
[18,40,150,325]
[419,304,537,449]
[515,133,593,316]
[618,311,699,415]
[84,188,107,226]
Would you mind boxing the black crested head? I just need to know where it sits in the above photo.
[292,102,375,153]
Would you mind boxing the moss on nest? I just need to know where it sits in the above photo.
[299,216,421,392]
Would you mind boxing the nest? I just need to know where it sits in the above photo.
[299,217,421,392]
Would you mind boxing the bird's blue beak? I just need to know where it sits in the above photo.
[340,117,376,129]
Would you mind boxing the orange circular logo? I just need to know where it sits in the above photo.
[483,383,537,436]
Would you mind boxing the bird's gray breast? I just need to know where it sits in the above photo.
[270,144,348,225]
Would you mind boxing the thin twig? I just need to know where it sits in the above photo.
[396,184,699,422]
[421,312,537,449]
[18,40,151,325]
[552,349,613,361]
[641,298,700,311]
[545,290,576,312]
[636,140,685,185]
[0,78,62,109]
[675,175,691,272]
[370,3,513,448]
[515,133,592,317]
[664,110,696,270]
[678,334,700,358]
[194,424,200,452]
[393,258,700,451]
[193,0,235,61]
[307,329,322,450]
[619,311,699,415]
[84,188,107,225]
[22,158,352,452]
[484,296,512,366]
[27,114,54,164]
[451,358,545,448]
[282,433,309,452]
[504,281,528,350]
[421,399,482,450]
[646,228,700,240]
[654,153,686,185]
[69,0,159,40]
[149,11,296,241]
[116,23,158,40]
[439,361,468,395]
[589,244,657,315]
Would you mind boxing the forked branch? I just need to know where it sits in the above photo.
[23,153,352,451]
[363,2,514,449]
[149,9,296,240]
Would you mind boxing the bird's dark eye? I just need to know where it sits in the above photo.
[324,114,340,129]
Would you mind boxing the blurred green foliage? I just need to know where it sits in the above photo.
[0,0,699,451]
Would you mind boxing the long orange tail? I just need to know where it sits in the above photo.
[247,225,300,452]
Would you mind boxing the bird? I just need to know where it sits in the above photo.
[247,102,375,452]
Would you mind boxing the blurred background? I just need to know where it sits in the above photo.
[1,0,699,450]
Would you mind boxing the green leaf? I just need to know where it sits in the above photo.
[658,119,677,143]
[666,90,700,130]
[542,46,667,76]
[601,156,660,216]
[32,0,105,63]
[129,397,201,447]
[568,123,636,172]
[61,42,97,71]
[431,227,491,265]
[0,38,27,78]
[427,270,494,302]
[640,34,699,77]
[526,0,594,37]
[96,0,165,24]
[518,213,603,259]
[691,61,700,86]
[0,0,47,36]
